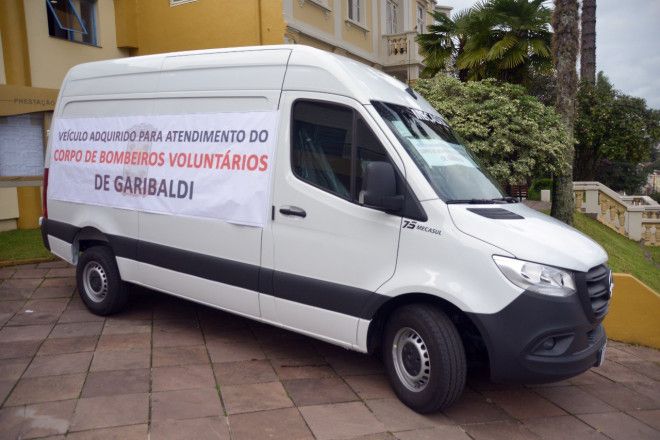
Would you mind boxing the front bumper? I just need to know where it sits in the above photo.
[467,288,608,384]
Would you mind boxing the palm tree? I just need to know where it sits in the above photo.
[550,0,579,224]
[457,0,553,84]
[580,0,597,83]
[416,10,469,79]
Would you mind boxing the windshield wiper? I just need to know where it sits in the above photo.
[446,197,517,204]
[491,197,519,203]
[446,199,498,204]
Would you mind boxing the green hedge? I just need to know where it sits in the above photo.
[527,178,553,201]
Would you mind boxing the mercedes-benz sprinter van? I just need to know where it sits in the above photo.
[41,45,611,413]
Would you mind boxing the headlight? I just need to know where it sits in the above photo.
[493,255,576,297]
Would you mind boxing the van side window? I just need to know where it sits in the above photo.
[291,101,353,200]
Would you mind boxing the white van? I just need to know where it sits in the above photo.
[41,45,611,413]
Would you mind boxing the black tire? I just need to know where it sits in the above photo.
[383,304,466,413]
[76,245,128,315]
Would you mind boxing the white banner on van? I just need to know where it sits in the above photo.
[48,111,279,227]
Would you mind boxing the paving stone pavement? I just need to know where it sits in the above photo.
[0,261,659,440]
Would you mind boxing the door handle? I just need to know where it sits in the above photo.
[279,206,307,218]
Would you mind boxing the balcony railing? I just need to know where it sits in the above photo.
[382,32,424,67]
[574,181,660,246]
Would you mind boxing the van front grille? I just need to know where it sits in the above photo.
[584,264,611,321]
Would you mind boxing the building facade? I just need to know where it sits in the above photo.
[0,0,448,231]
[284,0,449,82]
[111,0,447,81]
[0,0,128,231]
[112,0,285,56]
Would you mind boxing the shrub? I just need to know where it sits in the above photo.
[527,178,553,201]
[414,76,571,185]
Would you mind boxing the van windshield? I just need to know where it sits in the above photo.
[372,101,509,204]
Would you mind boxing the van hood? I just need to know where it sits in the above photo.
[447,203,607,273]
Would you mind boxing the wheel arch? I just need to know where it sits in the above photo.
[72,227,111,264]
[366,293,489,366]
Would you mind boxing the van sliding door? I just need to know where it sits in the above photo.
[136,50,289,317]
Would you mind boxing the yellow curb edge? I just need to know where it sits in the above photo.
[0,256,58,268]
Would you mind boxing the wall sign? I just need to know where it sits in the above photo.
[48,111,279,227]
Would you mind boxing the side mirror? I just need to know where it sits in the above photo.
[362,161,404,213]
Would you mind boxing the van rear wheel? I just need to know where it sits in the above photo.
[383,304,466,413]
[76,246,128,316]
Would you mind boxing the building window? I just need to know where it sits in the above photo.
[309,0,331,9]
[292,101,353,200]
[348,0,363,24]
[386,0,398,34]
[46,0,97,46]
[169,0,198,6]
[416,3,425,33]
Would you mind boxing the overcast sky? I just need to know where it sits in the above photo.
[440,0,660,109]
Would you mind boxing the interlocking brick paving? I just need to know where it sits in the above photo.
[0,260,658,439]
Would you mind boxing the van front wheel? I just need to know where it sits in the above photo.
[76,246,128,316]
[383,304,466,413]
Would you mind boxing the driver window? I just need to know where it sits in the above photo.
[291,101,353,200]
[355,118,396,200]
[291,100,401,205]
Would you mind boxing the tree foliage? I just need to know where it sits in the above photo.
[574,73,660,184]
[414,75,570,185]
[595,160,648,195]
[417,0,552,85]
[458,0,553,83]
[417,10,467,79]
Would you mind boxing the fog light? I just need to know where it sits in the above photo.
[531,334,574,357]
[541,338,556,350]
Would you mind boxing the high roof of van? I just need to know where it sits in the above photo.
[61,45,432,111]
